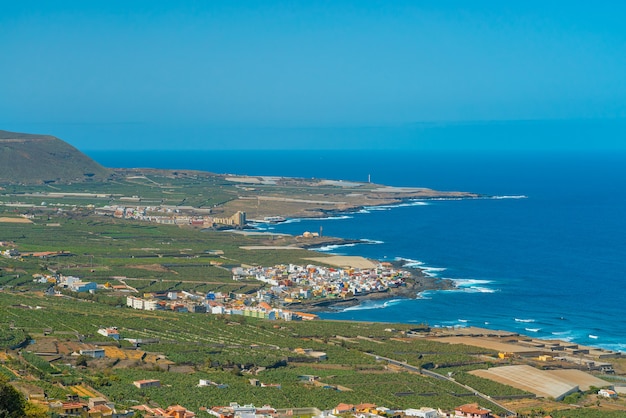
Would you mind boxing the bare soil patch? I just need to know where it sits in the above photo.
[125,264,171,272]
[306,256,377,269]
[0,217,32,223]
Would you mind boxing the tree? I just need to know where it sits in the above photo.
[24,402,48,418]
[76,355,89,367]
[0,376,26,418]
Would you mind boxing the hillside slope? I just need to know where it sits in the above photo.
[0,130,111,184]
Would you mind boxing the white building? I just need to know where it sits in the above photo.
[599,389,618,398]
[404,407,438,418]
[97,327,120,340]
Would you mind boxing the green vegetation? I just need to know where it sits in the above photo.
[0,130,111,184]
[0,291,519,413]
[0,148,621,416]
[0,328,28,350]
[0,375,26,418]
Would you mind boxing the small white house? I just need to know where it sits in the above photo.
[211,305,226,315]
[404,407,438,418]
[97,327,120,340]
[599,388,618,398]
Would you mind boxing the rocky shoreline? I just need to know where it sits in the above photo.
[291,263,456,313]
[256,205,462,313]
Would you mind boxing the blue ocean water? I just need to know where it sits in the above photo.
[88,149,626,352]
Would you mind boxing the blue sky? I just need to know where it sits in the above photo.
[2,1,626,150]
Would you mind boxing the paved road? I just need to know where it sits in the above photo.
[365,353,517,416]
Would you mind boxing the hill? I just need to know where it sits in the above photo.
[0,130,111,184]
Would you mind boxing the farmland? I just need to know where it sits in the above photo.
[0,291,524,414]
[1,173,624,417]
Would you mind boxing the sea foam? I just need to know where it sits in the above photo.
[342,299,403,312]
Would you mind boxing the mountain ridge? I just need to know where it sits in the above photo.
[0,129,112,184]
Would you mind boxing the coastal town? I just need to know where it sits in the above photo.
[19,256,413,321]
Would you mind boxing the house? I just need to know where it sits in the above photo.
[297,375,320,383]
[355,403,378,414]
[97,327,120,340]
[598,388,618,398]
[165,405,196,418]
[79,348,105,359]
[87,397,119,417]
[454,403,491,418]
[133,379,161,389]
[404,407,438,418]
[48,401,88,416]
[198,379,228,389]
[132,404,195,417]
[71,281,98,293]
[258,301,272,312]
[294,311,319,321]
[333,404,355,415]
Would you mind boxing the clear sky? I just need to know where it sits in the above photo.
[2,1,626,150]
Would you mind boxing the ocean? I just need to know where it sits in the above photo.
[88,148,626,352]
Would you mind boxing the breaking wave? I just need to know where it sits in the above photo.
[491,195,528,199]
[315,243,358,252]
[342,299,404,311]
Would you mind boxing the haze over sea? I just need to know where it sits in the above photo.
[89,132,626,352]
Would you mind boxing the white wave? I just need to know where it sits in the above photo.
[421,266,447,277]
[600,343,626,353]
[357,209,370,214]
[314,239,381,252]
[365,201,429,210]
[279,218,301,224]
[525,328,541,333]
[395,257,446,277]
[315,243,358,252]
[315,215,353,221]
[551,331,571,335]
[396,257,424,268]
[491,195,528,199]
[395,201,430,207]
[450,279,497,293]
[455,279,493,287]
[515,318,536,323]
[458,319,469,323]
[363,206,391,211]
[589,334,599,339]
[342,299,403,311]
[467,287,497,293]
[361,239,384,245]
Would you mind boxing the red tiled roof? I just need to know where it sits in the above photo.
[334,403,354,412]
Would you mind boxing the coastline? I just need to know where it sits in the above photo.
[247,200,462,314]
[246,200,626,355]
[292,262,456,313]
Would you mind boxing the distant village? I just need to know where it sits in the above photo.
[95,205,247,228]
